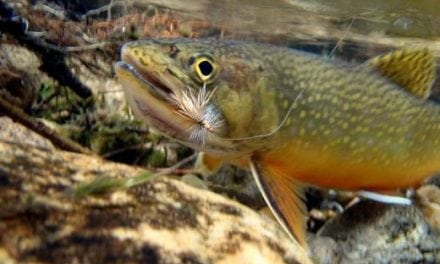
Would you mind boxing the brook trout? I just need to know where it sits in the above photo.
[115,39,437,248]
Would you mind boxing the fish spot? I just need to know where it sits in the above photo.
[351,92,361,100]
[366,138,375,146]
[329,117,335,124]
[358,146,367,153]
[354,126,363,132]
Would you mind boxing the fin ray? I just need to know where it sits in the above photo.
[249,160,307,249]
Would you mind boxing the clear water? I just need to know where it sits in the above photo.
[142,0,440,39]
[132,0,440,89]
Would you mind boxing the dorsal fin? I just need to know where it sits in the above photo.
[249,159,308,250]
[367,48,436,99]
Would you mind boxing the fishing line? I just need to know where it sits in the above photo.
[328,16,357,59]
[212,16,357,142]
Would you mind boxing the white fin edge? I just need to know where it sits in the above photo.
[249,161,298,243]
[357,190,412,205]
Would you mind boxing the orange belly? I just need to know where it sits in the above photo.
[259,141,438,191]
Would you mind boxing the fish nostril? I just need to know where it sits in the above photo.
[169,45,180,58]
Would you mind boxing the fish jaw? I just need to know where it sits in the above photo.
[115,61,195,141]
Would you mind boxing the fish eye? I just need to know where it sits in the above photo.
[198,60,213,76]
[191,56,218,83]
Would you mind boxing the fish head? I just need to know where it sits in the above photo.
[115,39,280,156]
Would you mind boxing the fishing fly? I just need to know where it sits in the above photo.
[171,82,224,145]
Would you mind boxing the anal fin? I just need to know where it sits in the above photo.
[249,159,308,249]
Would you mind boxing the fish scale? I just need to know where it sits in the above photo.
[115,39,437,249]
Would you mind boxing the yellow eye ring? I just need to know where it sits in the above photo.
[191,56,219,83]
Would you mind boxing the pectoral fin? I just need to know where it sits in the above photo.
[195,152,223,176]
[249,159,308,249]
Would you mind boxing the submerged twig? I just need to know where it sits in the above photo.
[0,93,93,155]
[0,2,93,98]
[81,0,128,21]
[73,152,198,197]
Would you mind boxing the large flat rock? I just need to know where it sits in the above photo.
[0,137,310,264]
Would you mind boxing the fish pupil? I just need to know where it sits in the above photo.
[198,60,213,76]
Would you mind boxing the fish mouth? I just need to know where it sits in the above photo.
[116,59,176,103]
[115,59,194,141]
[115,42,233,154]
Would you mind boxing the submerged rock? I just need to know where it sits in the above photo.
[0,137,310,264]
[416,184,440,233]
[317,200,440,263]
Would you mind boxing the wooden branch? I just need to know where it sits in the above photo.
[0,94,93,154]
[0,2,93,99]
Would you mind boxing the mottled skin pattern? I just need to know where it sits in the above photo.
[116,39,438,248]
[117,39,439,190]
